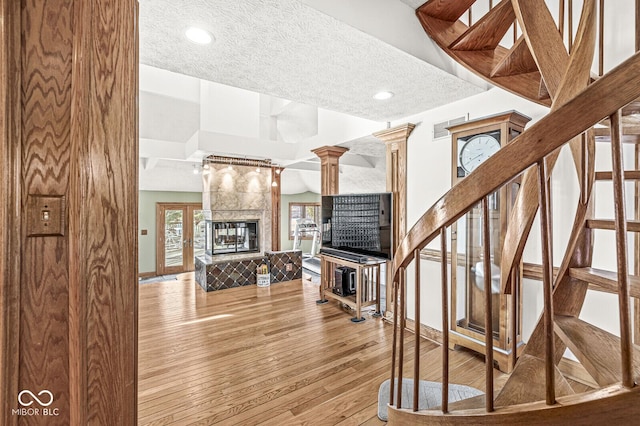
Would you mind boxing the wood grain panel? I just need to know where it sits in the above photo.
[20,2,73,424]
[0,0,22,424]
[75,0,139,424]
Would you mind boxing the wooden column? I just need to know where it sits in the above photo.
[271,167,282,251]
[374,123,416,318]
[311,146,349,196]
[1,1,138,425]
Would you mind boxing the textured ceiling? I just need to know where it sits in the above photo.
[139,0,484,122]
[398,0,426,9]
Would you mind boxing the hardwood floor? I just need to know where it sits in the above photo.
[138,273,508,425]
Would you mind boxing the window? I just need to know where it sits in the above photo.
[289,202,321,240]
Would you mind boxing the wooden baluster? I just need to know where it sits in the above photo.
[396,267,407,408]
[537,160,556,405]
[489,0,493,9]
[569,0,574,52]
[468,7,472,26]
[413,249,421,412]
[513,21,517,45]
[440,228,449,413]
[599,0,604,76]
[482,198,494,412]
[635,140,640,346]
[559,0,565,39]
[609,110,634,388]
[510,265,519,369]
[636,0,640,52]
[581,132,589,205]
[389,277,399,407]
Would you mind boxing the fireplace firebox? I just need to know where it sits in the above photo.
[205,220,259,255]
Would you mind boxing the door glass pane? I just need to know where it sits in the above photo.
[164,209,184,267]
[193,210,206,259]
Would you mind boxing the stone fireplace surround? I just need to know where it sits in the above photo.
[195,160,301,291]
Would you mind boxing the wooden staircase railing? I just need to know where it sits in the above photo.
[388,53,640,423]
[386,1,640,423]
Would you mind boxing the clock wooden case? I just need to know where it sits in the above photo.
[447,111,531,373]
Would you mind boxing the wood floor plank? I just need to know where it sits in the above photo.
[138,274,502,425]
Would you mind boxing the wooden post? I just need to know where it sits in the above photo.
[374,123,416,319]
[311,146,349,196]
[482,198,494,412]
[271,167,282,251]
[1,1,138,424]
[440,228,449,413]
[609,111,633,388]
[537,161,556,405]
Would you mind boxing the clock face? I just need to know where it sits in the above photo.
[459,134,501,174]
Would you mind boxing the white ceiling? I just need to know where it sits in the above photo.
[138,0,489,194]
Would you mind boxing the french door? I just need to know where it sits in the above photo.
[156,203,205,275]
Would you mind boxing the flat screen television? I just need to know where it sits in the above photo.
[320,192,393,260]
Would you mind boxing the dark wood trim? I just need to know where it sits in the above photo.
[0,0,21,423]
[156,202,202,275]
[139,271,157,279]
[271,167,281,251]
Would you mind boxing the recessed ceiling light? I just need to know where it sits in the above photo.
[373,91,394,100]
[185,27,213,45]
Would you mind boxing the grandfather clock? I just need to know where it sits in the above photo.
[448,111,531,373]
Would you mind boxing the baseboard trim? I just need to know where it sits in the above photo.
[404,318,443,345]
[139,271,157,279]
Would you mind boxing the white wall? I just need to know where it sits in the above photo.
[393,87,635,349]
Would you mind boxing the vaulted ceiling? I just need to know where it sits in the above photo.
[138,0,489,194]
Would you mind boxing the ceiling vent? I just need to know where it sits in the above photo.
[433,116,466,139]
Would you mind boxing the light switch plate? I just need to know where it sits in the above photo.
[27,195,65,237]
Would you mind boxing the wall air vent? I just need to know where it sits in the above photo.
[433,116,467,139]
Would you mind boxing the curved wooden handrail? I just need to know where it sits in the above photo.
[392,51,640,281]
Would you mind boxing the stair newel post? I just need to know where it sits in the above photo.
[537,160,556,405]
[396,266,407,408]
[609,110,634,388]
[481,197,495,412]
[413,249,421,411]
[440,227,450,413]
[390,276,399,407]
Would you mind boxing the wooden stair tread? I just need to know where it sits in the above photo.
[418,0,477,22]
[569,267,640,298]
[554,315,640,387]
[494,354,574,407]
[586,219,640,232]
[449,0,515,51]
[595,170,640,180]
[491,36,538,77]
